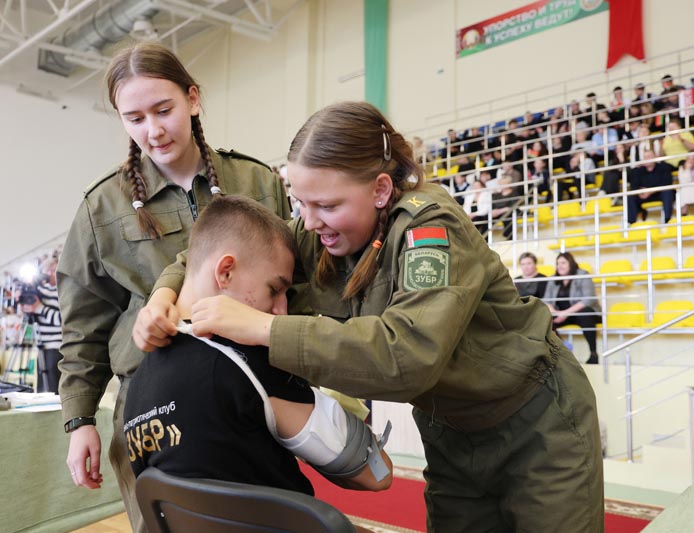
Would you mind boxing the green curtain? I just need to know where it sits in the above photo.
[364,0,388,113]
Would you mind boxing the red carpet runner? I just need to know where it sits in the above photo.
[300,463,659,532]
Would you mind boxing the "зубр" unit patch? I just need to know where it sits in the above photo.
[403,248,450,291]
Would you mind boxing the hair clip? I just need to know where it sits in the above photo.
[132,200,144,210]
[372,239,383,250]
[210,186,222,194]
[381,125,391,161]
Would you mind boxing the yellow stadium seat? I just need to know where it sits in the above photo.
[618,221,661,244]
[578,262,593,274]
[596,225,623,245]
[641,200,663,211]
[606,302,646,329]
[556,201,581,219]
[661,215,694,239]
[520,205,552,225]
[584,197,613,216]
[537,264,556,277]
[646,301,694,328]
[593,259,635,285]
[548,230,594,250]
[631,256,677,282]
[672,255,694,279]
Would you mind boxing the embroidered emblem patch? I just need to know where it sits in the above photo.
[403,248,450,291]
[407,196,426,208]
[406,227,449,248]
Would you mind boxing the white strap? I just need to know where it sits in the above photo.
[176,322,278,440]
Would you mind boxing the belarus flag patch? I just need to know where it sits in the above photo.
[406,227,449,248]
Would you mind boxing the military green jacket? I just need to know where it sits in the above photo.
[270,183,563,431]
[58,147,290,423]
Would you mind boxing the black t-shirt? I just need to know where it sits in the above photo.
[123,332,315,495]
[515,273,547,299]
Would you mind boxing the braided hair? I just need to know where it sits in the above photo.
[106,43,220,239]
[288,101,424,299]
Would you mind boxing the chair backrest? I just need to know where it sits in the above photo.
[136,467,356,533]
[651,300,694,327]
[537,264,556,277]
[607,302,646,328]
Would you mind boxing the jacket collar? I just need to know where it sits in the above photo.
[138,143,223,201]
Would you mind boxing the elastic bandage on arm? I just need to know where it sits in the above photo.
[279,388,391,481]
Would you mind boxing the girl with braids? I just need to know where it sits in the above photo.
[57,42,289,533]
[135,101,604,532]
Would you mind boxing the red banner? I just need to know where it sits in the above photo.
[606,0,645,69]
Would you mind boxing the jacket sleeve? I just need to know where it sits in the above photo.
[151,248,188,296]
[58,201,130,421]
[269,207,497,402]
[572,272,598,309]
[542,280,558,304]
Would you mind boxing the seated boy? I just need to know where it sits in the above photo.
[124,196,392,496]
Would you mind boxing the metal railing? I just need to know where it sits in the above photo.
[601,309,694,482]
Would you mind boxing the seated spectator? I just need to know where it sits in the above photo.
[560,149,596,200]
[602,142,630,203]
[585,92,606,129]
[610,86,630,122]
[660,87,682,115]
[657,74,684,110]
[490,177,522,239]
[626,103,642,126]
[550,129,572,171]
[590,123,618,163]
[497,160,522,184]
[124,196,393,495]
[523,111,542,139]
[440,128,463,159]
[463,180,492,229]
[662,117,694,170]
[449,172,471,205]
[543,252,600,365]
[527,140,548,160]
[627,149,674,223]
[455,154,475,173]
[571,122,593,153]
[515,252,548,299]
[531,158,552,200]
[677,153,694,216]
[412,136,426,164]
[621,118,641,145]
[632,82,655,104]
[463,126,484,154]
[479,168,500,191]
[481,150,498,168]
[568,99,582,117]
[630,123,662,164]
[639,102,660,132]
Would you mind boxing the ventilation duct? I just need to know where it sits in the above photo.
[38,0,159,77]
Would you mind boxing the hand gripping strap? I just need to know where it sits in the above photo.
[312,411,392,482]
[176,322,278,440]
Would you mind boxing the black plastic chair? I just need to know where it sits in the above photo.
[136,467,356,533]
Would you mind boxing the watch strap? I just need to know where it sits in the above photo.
[64,416,96,433]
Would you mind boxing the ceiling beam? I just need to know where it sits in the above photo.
[0,0,100,69]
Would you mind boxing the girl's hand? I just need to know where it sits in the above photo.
[191,295,274,346]
[133,288,179,351]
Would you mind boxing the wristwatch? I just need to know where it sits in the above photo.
[64,416,97,433]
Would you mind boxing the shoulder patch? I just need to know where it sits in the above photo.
[403,248,450,291]
[215,148,272,171]
[406,227,449,248]
[83,166,120,196]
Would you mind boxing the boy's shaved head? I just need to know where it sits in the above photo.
[187,195,295,272]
